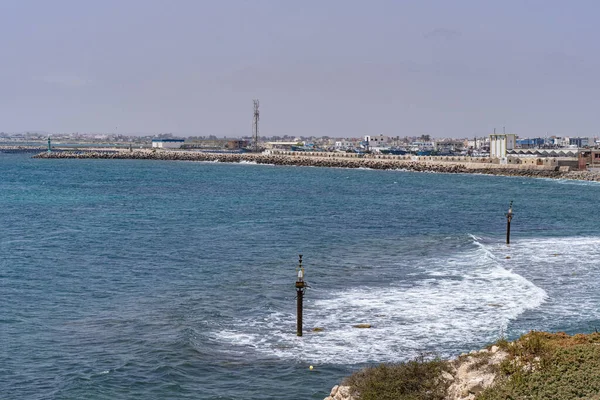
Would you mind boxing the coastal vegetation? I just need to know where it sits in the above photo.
[331,332,600,400]
[479,331,600,399]
[342,354,451,400]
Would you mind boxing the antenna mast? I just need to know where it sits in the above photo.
[253,99,260,152]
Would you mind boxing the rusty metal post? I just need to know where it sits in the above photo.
[506,201,513,245]
[295,254,305,336]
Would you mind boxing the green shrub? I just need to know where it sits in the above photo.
[494,336,510,351]
[478,332,600,400]
[343,354,451,400]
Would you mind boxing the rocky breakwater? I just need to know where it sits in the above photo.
[33,150,474,171]
[32,150,600,182]
[1,145,46,154]
[565,170,600,181]
[33,150,478,172]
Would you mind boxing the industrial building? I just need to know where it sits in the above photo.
[489,134,516,158]
[578,150,600,171]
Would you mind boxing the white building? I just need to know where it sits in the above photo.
[467,138,485,150]
[409,141,435,152]
[364,134,391,149]
[335,140,354,150]
[489,134,516,158]
[152,139,185,149]
[548,137,570,147]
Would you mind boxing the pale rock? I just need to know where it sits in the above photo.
[335,385,351,399]
[330,385,339,397]
[467,378,485,395]
[442,371,455,381]
[490,345,499,353]
[445,350,508,400]
[325,385,354,400]
[332,385,355,400]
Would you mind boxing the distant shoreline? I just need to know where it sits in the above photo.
[30,149,600,182]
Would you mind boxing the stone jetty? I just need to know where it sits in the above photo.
[0,146,46,154]
[32,149,600,182]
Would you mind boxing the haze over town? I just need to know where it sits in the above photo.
[2,0,600,138]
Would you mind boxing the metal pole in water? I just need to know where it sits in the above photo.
[47,136,51,153]
[506,201,513,245]
[295,254,305,336]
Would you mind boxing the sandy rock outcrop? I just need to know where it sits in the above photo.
[324,385,357,400]
[445,346,508,400]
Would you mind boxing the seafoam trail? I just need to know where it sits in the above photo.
[213,236,547,364]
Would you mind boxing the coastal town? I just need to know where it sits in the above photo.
[3,130,600,172]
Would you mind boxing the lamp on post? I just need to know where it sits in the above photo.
[506,201,514,245]
[295,254,306,337]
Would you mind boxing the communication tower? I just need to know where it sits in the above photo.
[253,99,259,152]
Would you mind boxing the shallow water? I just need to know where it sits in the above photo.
[2,154,599,399]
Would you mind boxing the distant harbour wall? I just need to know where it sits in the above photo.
[32,149,600,182]
[0,146,46,154]
[0,145,120,154]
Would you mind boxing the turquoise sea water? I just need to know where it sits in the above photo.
[2,154,600,399]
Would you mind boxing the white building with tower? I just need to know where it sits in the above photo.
[489,134,516,158]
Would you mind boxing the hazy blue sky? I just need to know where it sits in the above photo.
[1,0,600,138]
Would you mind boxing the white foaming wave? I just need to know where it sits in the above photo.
[546,178,600,186]
[212,240,547,364]
[470,235,497,259]
[237,160,276,166]
[489,236,600,326]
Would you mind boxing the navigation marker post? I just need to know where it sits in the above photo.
[47,136,51,153]
[295,254,306,336]
[506,201,513,245]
